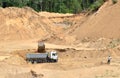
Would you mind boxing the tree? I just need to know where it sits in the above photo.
[0,0,105,13]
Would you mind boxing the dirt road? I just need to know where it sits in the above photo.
[0,40,120,78]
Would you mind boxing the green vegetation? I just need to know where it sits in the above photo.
[0,0,105,13]
[112,0,118,4]
[89,0,104,12]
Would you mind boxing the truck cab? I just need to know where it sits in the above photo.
[48,51,58,62]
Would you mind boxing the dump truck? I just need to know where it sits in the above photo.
[26,42,58,63]
[26,51,58,63]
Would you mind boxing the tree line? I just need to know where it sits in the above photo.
[0,0,105,13]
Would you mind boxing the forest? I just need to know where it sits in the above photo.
[0,0,105,13]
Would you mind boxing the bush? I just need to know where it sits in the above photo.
[112,0,118,4]
[89,0,104,12]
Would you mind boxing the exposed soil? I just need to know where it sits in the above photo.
[72,0,120,40]
[0,0,120,78]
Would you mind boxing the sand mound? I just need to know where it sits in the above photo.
[0,7,60,41]
[72,0,120,40]
[3,55,26,65]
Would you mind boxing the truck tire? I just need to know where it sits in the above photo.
[54,60,57,62]
[54,60,58,62]
[31,61,34,64]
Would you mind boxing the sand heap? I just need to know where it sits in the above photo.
[72,0,120,40]
[0,7,60,41]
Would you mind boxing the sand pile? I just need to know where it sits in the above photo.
[3,55,26,65]
[0,7,60,41]
[72,0,120,40]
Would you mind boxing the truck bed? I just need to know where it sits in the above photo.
[26,53,48,59]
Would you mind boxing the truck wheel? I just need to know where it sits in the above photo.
[55,60,58,62]
[54,60,57,62]
[31,61,34,64]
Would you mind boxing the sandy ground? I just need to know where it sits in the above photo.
[72,0,120,40]
[0,0,120,78]
[0,39,120,78]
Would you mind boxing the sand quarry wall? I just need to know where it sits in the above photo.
[72,0,120,40]
[0,7,60,41]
